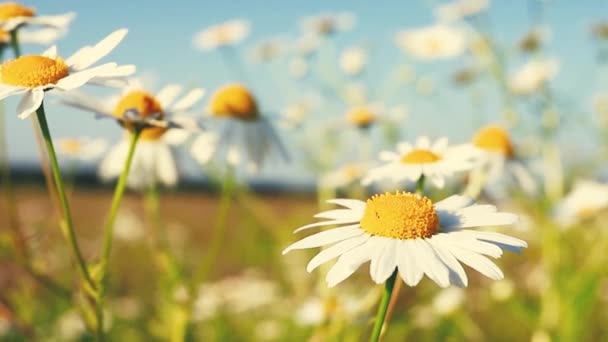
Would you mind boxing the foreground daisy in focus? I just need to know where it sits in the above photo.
[362,136,477,188]
[191,83,288,172]
[283,192,526,287]
[60,81,205,189]
[554,179,608,227]
[0,29,135,118]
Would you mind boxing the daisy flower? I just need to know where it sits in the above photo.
[300,12,355,37]
[395,25,466,60]
[283,192,526,287]
[59,82,205,189]
[345,105,377,130]
[55,136,107,162]
[0,29,135,119]
[508,58,559,95]
[362,136,477,189]
[466,125,537,196]
[554,179,608,227]
[434,0,489,23]
[339,46,367,76]
[190,83,288,172]
[250,37,285,63]
[193,19,250,51]
[0,2,74,32]
[320,163,370,190]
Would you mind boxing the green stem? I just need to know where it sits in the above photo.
[370,271,397,342]
[194,168,236,285]
[35,103,95,288]
[96,129,140,340]
[415,175,425,195]
[9,30,21,57]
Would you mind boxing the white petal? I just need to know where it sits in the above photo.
[396,142,412,154]
[427,238,468,287]
[413,239,450,288]
[416,136,431,149]
[98,141,129,181]
[156,144,178,187]
[156,84,183,108]
[379,150,399,161]
[41,45,58,58]
[325,198,366,211]
[0,85,26,101]
[447,246,504,280]
[56,63,118,90]
[17,89,44,119]
[434,195,475,211]
[314,209,358,220]
[57,90,114,115]
[465,231,528,251]
[432,137,449,153]
[397,240,424,286]
[436,233,503,258]
[27,12,75,28]
[306,235,369,272]
[440,211,519,229]
[370,240,398,284]
[283,226,363,254]
[170,88,206,112]
[429,173,446,189]
[67,29,128,70]
[325,238,385,287]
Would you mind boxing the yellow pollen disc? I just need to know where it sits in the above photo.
[360,192,439,240]
[0,2,35,20]
[400,149,441,164]
[209,84,259,120]
[473,125,514,157]
[1,55,68,87]
[346,107,375,128]
[113,91,167,140]
[58,139,82,154]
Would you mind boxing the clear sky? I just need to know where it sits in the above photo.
[3,0,608,183]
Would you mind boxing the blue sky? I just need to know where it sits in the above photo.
[3,0,608,182]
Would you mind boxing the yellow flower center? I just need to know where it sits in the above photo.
[58,138,82,154]
[0,2,35,20]
[209,84,259,120]
[473,125,513,157]
[401,149,441,164]
[1,55,69,87]
[0,29,9,44]
[360,192,439,239]
[112,91,167,140]
[346,107,375,128]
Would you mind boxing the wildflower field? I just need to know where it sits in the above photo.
[1,0,608,341]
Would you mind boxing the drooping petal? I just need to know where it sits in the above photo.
[325,238,385,287]
[370,239,398,284]
[17,89,44,119]
[397,240,424,286]
[169,88,206,112]
[412,239,450,288]
[427,238,468,287]
[447,246,504,280]
[155,84,183,109]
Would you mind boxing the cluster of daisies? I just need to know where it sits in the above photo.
[0,3,289,192]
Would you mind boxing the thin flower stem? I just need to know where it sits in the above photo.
[370,270,397,342]
[9,30,21,57]
[35,103,95,288]
[195,167,235,284]
[382,175,426,335]
[95,129,141,340]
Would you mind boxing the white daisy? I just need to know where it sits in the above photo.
[0,28,135,119]
[283,192,526,288]
[464,125,537,196]
[192,19,250,51]
[190,83,288,173]
[554,179,608,227]
[55,136,107,162]
[339,46,367,76]
[362,136,477,189]
[395,25,466,60]
[300,12,355,37]
[0,2,74,32]
[508,58,559,95]
[250,37,285,63]
[59,82,205,189]
[320,163,370,190]
[434,0,489,23]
